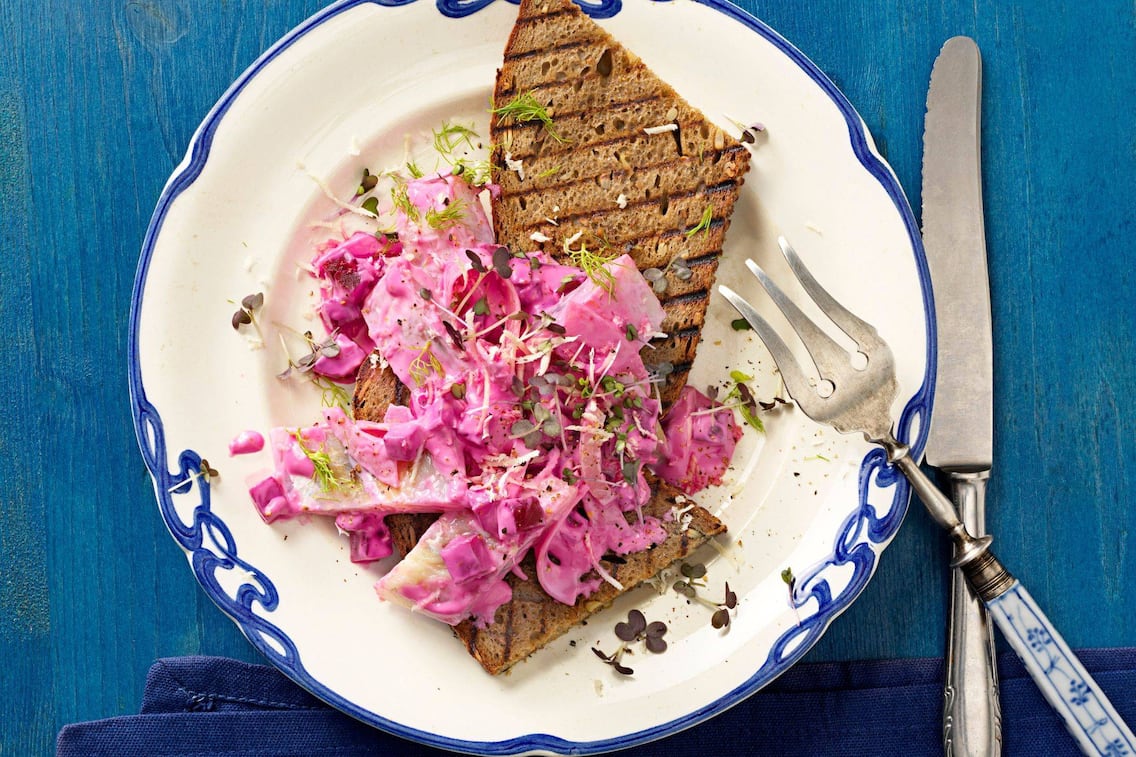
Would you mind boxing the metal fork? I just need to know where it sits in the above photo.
[720,237,1136,756]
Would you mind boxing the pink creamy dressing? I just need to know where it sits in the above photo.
[228,430,265,456]
[247,170,740,627]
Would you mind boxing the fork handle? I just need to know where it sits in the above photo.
[887,444,1136,754]
[943,472,1002,757]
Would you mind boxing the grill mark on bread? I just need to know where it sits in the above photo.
[511,6,573,28]
[497,151,734,201]
[501,180,739,232]
[503,38,589,62]
[658,288,711,309]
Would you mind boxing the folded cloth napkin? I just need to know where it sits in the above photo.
[57,649,1136,756]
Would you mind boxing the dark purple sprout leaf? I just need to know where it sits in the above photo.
[645,635,667,654]
[711,608,730,629]
[625,609,646,635]
[510,419,536,438]
[465,249,487,273]
[241,292,264,311]
[645,621,667,639]
[232,310,251,329]
[673,580,696,599]
[443,320,465,350]
[724,582,737,609]
[492,246,513,279]
[613,662,634,676]
[592,647,610,661]
[680,562,706,579]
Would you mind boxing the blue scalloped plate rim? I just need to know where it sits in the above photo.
[128,0,935,753]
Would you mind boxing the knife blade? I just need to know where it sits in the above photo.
[921,36,1002,757]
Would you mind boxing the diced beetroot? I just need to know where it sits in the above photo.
[249,476,295,523]
[440,533,496,583]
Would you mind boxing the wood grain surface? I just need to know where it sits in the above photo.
[0,1,1133,754]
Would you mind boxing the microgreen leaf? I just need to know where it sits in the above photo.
[492,246,513,279]
[731,317,752,331]
[465,250,487,273]
[357,167,378,195]
[199,459,220,481]
[241,292,264,311]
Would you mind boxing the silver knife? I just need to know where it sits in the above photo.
[922,38,1136,756]
[921,36,1002,756]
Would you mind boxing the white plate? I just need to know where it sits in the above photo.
[129,0,934,753]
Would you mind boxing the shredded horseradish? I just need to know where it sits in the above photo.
[616,193,628,209]
[530,231,551,244]
[503,151,525,180]
[643,123,679,135]
[300,162,379,220]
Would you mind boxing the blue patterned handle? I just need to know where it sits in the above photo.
[987,582,1136,755]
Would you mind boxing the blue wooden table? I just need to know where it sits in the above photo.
[2,1,1133,754]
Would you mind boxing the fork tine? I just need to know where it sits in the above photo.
[777,236,881,349]
[718,285,815,408]
[743,258,849,380]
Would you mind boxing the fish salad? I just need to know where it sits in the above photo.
[248,166,740,627]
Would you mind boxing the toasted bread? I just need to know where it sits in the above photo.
[489,0,751,405]
[352,359,726,674]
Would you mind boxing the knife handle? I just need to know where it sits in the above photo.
[985,582,1136,756]
[943,472,1002,757]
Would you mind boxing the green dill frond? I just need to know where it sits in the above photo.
[406,160,424,179]
[390,178,419,222]
[535,165,562,180]
[564,232,618,294]
[433,121,479,156]
[311,375,353,416]
[492,92,568,143]
[431,121,492,185]
[685,204,714,237]
[290,431,354,492]
[407,343,443,386]
[425,198,467,230]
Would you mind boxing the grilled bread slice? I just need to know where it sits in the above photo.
[353,359,726,675]
[489,0,751,405]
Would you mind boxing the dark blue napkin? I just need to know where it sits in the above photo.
[57,649,1136,756]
